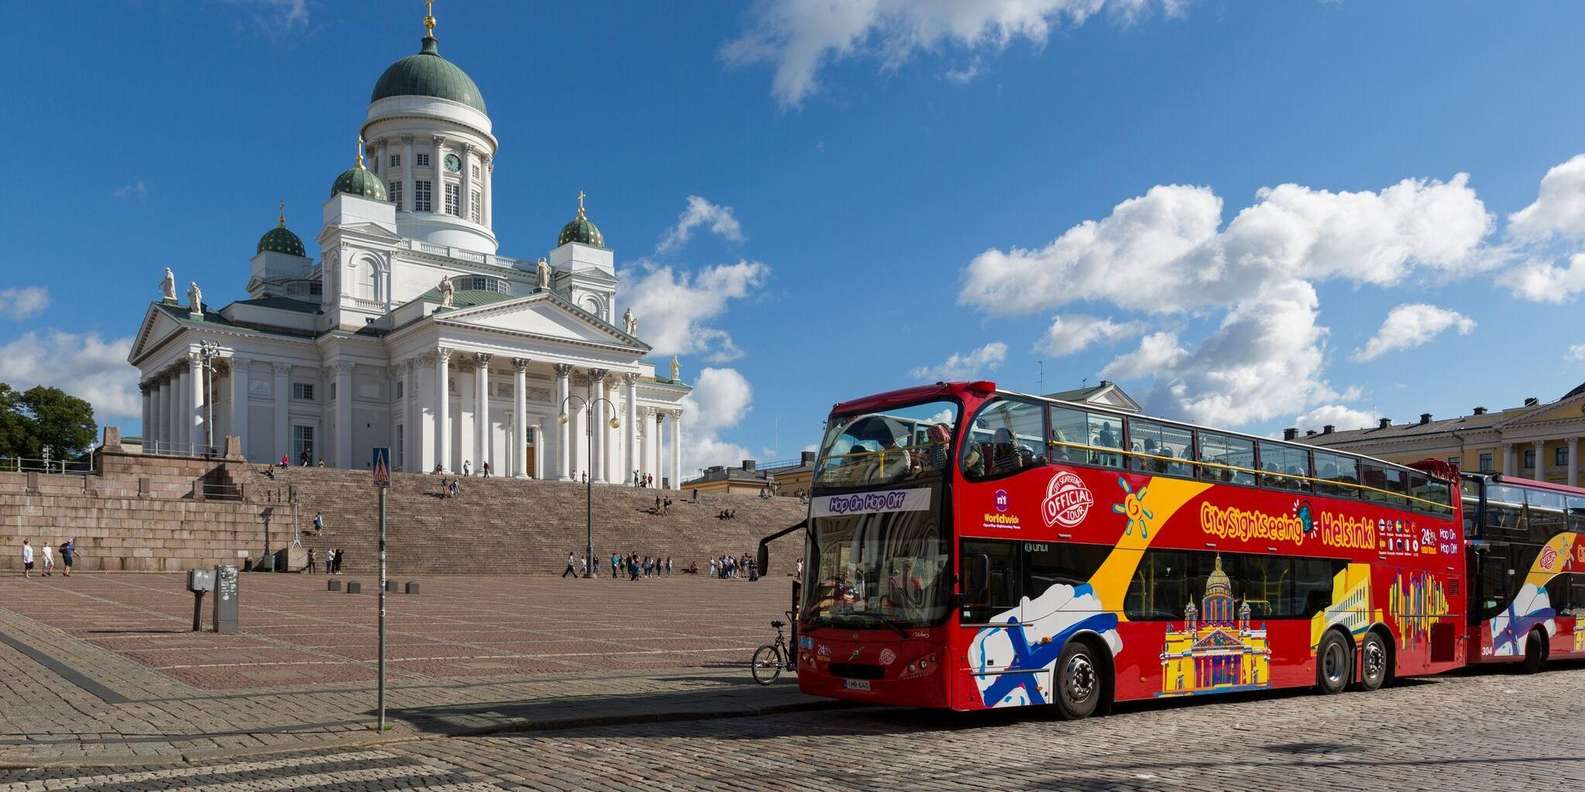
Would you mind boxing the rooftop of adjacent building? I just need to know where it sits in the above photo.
[1300,380,1585,445]
[683,452,817,488]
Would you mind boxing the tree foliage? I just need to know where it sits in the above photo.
[0,384,97,460]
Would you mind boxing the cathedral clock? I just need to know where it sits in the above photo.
[443,153,462,173]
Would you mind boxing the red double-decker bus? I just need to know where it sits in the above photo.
[1458,473,1585,670]
[792,381,1469,717]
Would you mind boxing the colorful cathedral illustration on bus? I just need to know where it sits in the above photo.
[1158,555,1271,696]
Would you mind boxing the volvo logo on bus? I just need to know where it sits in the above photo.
[1042,471,1093,528]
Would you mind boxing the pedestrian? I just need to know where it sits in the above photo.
[317,457,326,467]
[562,551,577,578]
[709,557,717,578]
[307,548,316,574]
[463,460,471,476]
[666,556,673,576]
[795,558,804,579]
[579,554,588,576]
[325,549,334,574]
[313,512,324,532]
[40,542,54,576]
[59,539,73,577]
[611,552,620,579]
[21,540,33,578]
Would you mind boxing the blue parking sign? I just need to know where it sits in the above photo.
[371,447,391,486]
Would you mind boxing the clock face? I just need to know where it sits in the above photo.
[444,153,462,173]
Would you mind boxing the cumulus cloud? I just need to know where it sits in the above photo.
[722,0,1185,108]
[112,180,148,201]
[1099,331,1186,380]
[1501,253,1585,303]
[1293,404,1378,434]
[0,331,139,418]
[910,342,1007,381]
[1352,304,1476,362]
[221,0,309,32]
[1036,314,1143,357]
[619,259,768,363]
[0,287,49,321]
[1568,344,1585,362]
[657,195,745,254]
[1507,154,1585,241]
[679,367,755,473]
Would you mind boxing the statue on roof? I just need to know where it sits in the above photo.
[670,355,680,382]
[437,274,455,308]
[623,307,637,336]
[160,267,177,303]
[187,281,203,314]
[536,257,551,290]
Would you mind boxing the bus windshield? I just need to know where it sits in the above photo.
[813,400,960,489]
[801,508,951,630]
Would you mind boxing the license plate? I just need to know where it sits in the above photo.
[843,679,871,691]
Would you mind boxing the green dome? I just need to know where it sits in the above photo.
[257,220,305,257]
[557,193,605,248]
[331,162,387,201]
[370,36,487,114]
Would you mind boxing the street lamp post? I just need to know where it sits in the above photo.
[198,340,220,456]
[558,378,619,578]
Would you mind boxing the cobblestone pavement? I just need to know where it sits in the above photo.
[1,663,1581,790]
[0,573,809,765]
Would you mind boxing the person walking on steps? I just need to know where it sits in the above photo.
[60,539,74,577]
[562,551,577,578]
[40,542,54,576]
[21,540,34,578]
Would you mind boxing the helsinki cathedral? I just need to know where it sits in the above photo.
[127,7,690,486]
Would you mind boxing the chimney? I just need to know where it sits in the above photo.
[1306,429,1317,436]
[1378,418,1391,429]
[1283,428,1298,441]
[800,451,816,466]
[1099,380,1111,387]
[1472,406,1487,415]
[741,459,756,472]
[1419,413,1432,425]
[1524,397,1539,407]
[1322,425,1335,435]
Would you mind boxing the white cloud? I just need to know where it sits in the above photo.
[722,0,1185,108]
[1568,344,1585,362]
[1352,304,1475,362]
[1501,253,1585,303]
[618,259,769,363]
[221,0,309,32]
[679,367,756,474]
[961,175,1493,318]
[0,331,138,418]
[657,195,744,254]
[1293,404,1378,434]
[910,342,1007,381]
[1099,331,1186,380]
[1507,154,1585,241]
[0,287,49,321]
[112,180,147,201]
[1036,314,1143,356]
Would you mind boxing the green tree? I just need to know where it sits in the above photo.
[0,384,31,457]
[8,386,96,460]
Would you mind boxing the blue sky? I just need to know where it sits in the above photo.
[2,1,1585,469]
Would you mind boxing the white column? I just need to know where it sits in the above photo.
[164,372,177,451]
[482,157,493,228]
[589,369,608,483]
[653,411,665,485]
[534,419,547,480]
[230,358,249,460]
[1568,437,1580,488]
[187,353,204,455]
[435,348,452,473]
[638,407,653,485]
[554,363,572,480]
[624,373,640,486]
[460,143,474,222]
[152,376,165,451]
[670,410,683,490]
[139,382,152,450]
[1534,440,1546,481]
[334,363,353,468]
[513,358,529,479]
[404,359,419,471]
[433,135,446,214]
[1502,444,1516,476]
[400,137,414,212]
[273,363,291,463]
[474,353,491,474]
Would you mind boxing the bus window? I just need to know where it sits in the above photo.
[1361,463,1408,507]
[1569,576,1585,619]
[1024,543,1110,599]
[1313,452,1359,498]
[1569,496,1585,532]
[1129,420,1192,477]
[1258,442,1310,492]
[1123,549,1189,621]
[1293,557,1348,618]
[1198,432,1254,486]
[1420,476,1453,516]
[1485,485,1527,537]
[961,399,1044,480]
[960,540,1020,623]
[1048,407,1123,469]
[1524,487,1567,542]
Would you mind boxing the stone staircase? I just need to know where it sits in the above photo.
[242,467,809,576]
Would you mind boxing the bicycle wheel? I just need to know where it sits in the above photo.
[751,645,783,685]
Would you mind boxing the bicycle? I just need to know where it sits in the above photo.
[751,612,797,685]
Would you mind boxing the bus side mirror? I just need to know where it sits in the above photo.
[963,553,990,602]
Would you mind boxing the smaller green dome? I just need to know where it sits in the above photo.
[331,162,387,201]
[257,206,306,257]
[557,191,605,248]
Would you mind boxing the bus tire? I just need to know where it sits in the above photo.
[1054,640,1103,720]
[1316,630,1352,694]
[1357,630,1389,691]
[1520,629,1547,675]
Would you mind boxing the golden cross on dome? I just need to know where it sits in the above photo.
[424,0,436,35]
[356,135,366,166]
[577,190,587,215]
[277,200,286,226]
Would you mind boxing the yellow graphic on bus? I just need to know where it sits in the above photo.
[1310,563,1379,649]
[1089,476,1212,616]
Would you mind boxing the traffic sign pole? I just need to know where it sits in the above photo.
[371,447,390,732]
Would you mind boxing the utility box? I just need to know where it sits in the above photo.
[213,564,240,635]
[186,569,215,593]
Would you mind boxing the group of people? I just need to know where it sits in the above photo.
[631,471,658,487]
[716,509,738,520]
[709,553,758,581]
[308,547,345,574]
[560,552,676,580]
[19,538,75,578]
[652,495,673,514]
[277,452,325,468]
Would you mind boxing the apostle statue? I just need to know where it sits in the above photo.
[438,274,455,308]
[623,307,638,336]
[187,281,203,314]
[670,355,681,382]
[160,267,177,302]
[536,257,551,290]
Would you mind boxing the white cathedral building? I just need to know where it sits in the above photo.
[127,10,689,486]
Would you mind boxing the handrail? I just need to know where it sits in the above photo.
[1046,438,1453,512]
[1,456,94,475]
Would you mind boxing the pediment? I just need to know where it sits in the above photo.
[433,293,648,352]
[129,304,185,364]
[1496,392,1585,429]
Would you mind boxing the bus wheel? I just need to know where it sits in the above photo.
[1316,630,1352,694]
[1358,631,1389,691]
[1054,640,1102,720]
[1520,629,1546,675]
